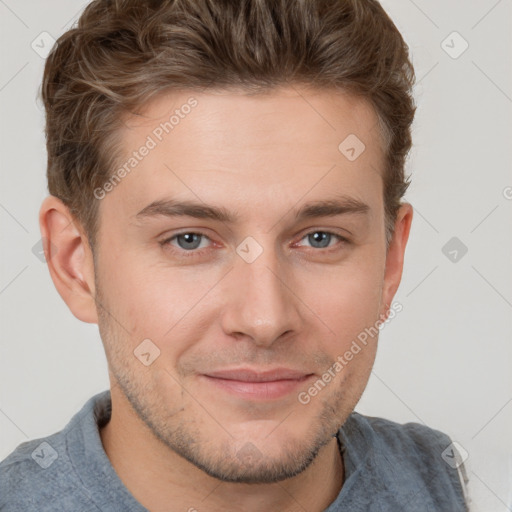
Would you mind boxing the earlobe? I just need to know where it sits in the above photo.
[381,202,414,313]
[39,195,99,324]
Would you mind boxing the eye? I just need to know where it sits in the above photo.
[160,231,212,257]
[296,230,348,251]
[160,229,349,259]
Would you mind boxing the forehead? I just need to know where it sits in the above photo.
[104,86,385,222]
[125,85,384,154]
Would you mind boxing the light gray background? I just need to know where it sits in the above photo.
[1,1,511,510]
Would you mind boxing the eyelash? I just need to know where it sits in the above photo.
[159,230,350,259]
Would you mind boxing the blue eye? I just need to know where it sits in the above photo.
[300,231,345,249]
[173,232,206,251]
[160,229,349,259]
[160,232,212,258]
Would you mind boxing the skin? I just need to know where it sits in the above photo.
[39,86,413,512]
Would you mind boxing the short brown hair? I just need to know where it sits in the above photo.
[41,0,416,251]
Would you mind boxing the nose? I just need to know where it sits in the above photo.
[219,239,303,348]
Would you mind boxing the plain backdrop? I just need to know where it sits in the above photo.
[1,1,511,511]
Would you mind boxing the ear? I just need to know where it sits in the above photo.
[380,202,413,318]
[39,195,98,324]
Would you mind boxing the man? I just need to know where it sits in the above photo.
[0,0,470,510]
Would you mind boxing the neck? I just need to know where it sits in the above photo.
[100,389,344,512]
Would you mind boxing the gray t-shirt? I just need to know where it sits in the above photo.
[0,390,468,511]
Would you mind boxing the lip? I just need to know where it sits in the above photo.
[201,368,315,400]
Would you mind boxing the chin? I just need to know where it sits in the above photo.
[165,419,335,484]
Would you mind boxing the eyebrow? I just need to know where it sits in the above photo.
[134,194,370,224]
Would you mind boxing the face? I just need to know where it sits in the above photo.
[91,86,405,483]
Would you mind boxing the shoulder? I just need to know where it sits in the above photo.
[0,394,108,512]
[355,412,453,452]
[349,411,467,472]
[0,432,95,512]
[342,412,470,510]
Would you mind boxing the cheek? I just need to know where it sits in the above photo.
[301,259,384,339]
[98,249,174,342]
[292,266,383,387]
[111,260,218,363]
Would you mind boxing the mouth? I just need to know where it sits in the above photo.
[200,368,315,400]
